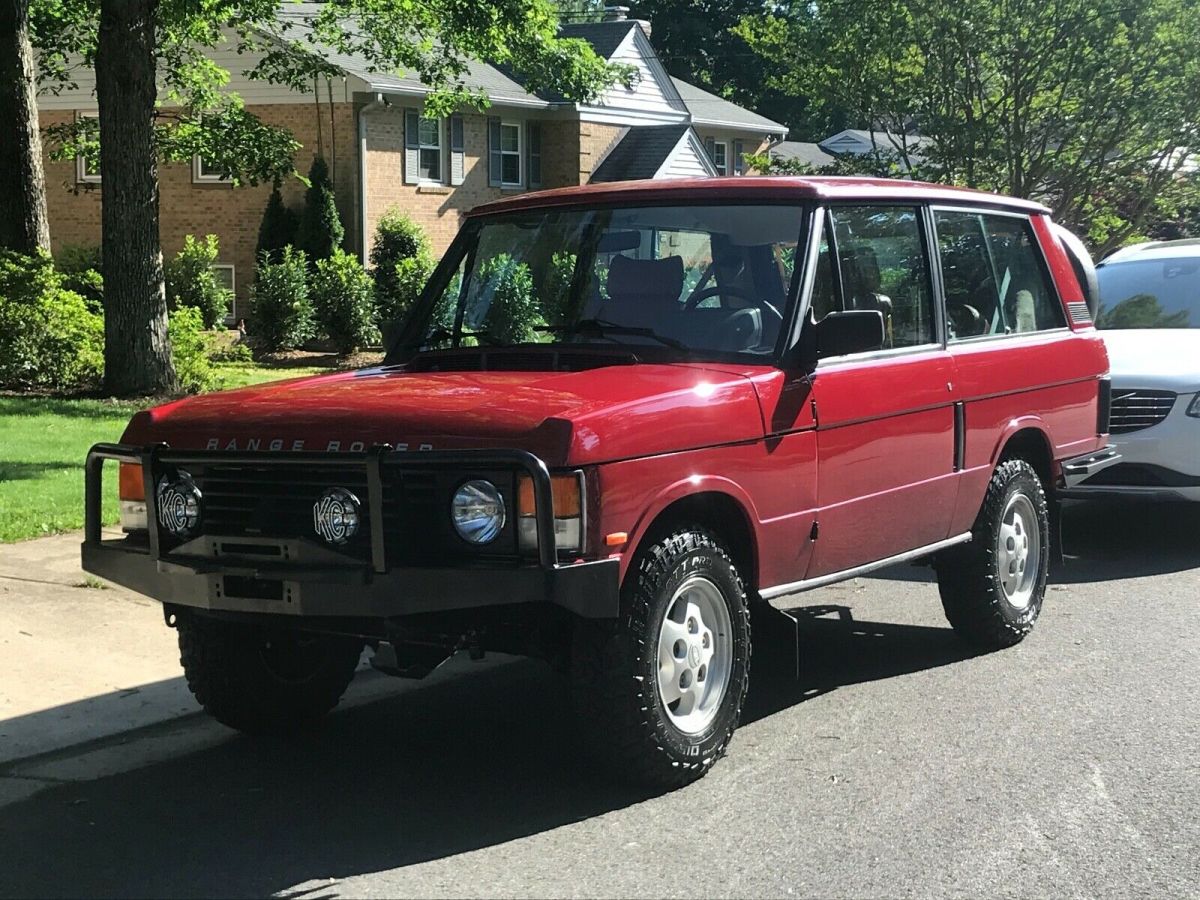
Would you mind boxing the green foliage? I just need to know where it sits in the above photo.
[737,0,1200,252]
[0,250,103,391]
[209,340,254,363]
[164,234,231,329]
[250,247,314,353]
[540,251,578,326]
[295,157,344,265]
[256,178,299,263]
[1096,294,1191,330]
[370,210,435,327]
[167,305,213,393]
[476,254,541,344]
[312,249,379,355]
[54,243,104,312]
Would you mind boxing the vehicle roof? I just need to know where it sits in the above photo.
[468,176,1050,217]
[1099,238,1200,266]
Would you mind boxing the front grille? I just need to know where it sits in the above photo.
[1109,389,1177,434]
[192,462,376,560]
[168,460,522,565]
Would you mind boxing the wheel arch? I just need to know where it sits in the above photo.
[995,423,1055,490]
[625,486,760,596]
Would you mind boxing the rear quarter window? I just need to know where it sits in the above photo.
[935,210,1066,341]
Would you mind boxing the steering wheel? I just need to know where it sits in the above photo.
[683,285,783,322]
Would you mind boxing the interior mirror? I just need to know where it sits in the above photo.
[596,230,642,253]
[815,310,885,358]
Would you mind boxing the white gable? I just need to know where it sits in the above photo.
[656,130,717,179]
[585,25,688,123]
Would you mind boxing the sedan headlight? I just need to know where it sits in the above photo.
[451,479,506,544]
[517,473,583,554]
[1187,393,1200,418]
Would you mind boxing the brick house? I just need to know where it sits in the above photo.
[37,11,785,319]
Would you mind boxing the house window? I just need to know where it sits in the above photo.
[192,155,229,183]
[500,122,522,186]
[711,141,728,176]
[76,112,101,183]
[418,117,442,182]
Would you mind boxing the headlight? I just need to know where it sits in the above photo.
[517,473,583,554]
[156,470,202,539]
[1187,393,1200,418]
[451,479,506,544]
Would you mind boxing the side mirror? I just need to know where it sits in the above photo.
[815,310,885,358]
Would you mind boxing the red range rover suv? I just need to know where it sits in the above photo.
[84,177,1116,788]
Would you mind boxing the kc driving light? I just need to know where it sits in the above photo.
[451,479,506,544]
[518,473,583,553]
[156,470,202,539]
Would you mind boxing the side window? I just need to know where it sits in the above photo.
[826,206,936,349]
[936,210,1066,340]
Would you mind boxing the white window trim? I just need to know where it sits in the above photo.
[75,112,101,184]
[192,155,230,184]
[711,140,729,176]
[417,116,445,185]
[211,263,235,294]
[500,121,523,188]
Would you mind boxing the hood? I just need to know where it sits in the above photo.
[1099,329,1200,392]
[122,363,768,467]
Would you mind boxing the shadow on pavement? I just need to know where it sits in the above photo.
[1056,499,1200,583]
[853,497,1200,586]
[0,606,975,899]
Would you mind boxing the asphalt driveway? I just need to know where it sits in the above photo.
[0,500,1197,899]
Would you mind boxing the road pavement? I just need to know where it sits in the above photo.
[0,500,1197,899]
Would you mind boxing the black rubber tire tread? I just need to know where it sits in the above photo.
[570,527,751,791]
[937,458,1049,650]
[178,615,363,735]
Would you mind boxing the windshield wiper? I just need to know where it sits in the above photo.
[539,318,689,352]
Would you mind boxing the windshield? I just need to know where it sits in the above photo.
[395,204,805,362]
[1096,257,1200,329]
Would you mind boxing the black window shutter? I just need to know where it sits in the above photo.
[488,117,502,187]
[404,109,420,184]
[450,115,465,186]
[527,121,542,188]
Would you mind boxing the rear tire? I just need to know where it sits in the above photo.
[937,458,1049,649]
[570,527,751,790]
[178,615,363,734]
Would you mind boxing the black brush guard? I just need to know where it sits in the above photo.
[82,443,619,620]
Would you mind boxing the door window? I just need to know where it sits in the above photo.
[813,206,936,350]
[935,210,1066,340]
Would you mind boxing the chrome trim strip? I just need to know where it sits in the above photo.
[759,532,973,600]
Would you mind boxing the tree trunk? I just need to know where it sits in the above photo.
[96,0,178,395]
[0,0,51,254]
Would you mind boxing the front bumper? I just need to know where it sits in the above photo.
[1060,396,1200,501]
[82,443,620,620]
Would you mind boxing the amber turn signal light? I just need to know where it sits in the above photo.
[517,473,582,519]
[119,462,145,501]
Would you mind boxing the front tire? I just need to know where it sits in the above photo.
[570,527,751,790]
[937,458,1050,649]
[178,615,363,735]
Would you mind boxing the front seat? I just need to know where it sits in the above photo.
[604,255,685,334]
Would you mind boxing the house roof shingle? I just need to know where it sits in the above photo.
[590,124,691,182]
[771,140,836,168]
[670,78,785,134]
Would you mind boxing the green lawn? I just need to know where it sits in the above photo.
[0,363,328,543]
